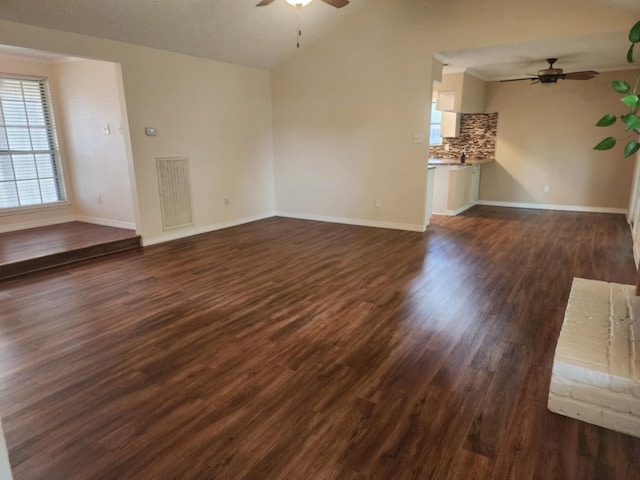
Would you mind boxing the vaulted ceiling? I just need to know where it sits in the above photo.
[0,0,638,78]
[0,0,367,69]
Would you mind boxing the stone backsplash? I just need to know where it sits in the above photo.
[429,112,498,160]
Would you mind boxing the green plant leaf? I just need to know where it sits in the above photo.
[624,140,640,157]
[594,137,616,150]
[630,20,640,43]
[622,114,631,123]
[625,114,640,131]
[596,114,617,126]
[622,94,640,108]
[628,43,636,63]
[612,80,631,94]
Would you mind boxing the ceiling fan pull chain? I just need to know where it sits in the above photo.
[297,5,302,48]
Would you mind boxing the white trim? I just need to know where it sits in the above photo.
[75,215,136,231]
[275,211,425,232]
[476,200,627,215]
[0,419,12,480]
[634,239,639,270]
[0,215,76,233]
[142,212,276,246]
[432,202,476,217]
[0,201,71,217]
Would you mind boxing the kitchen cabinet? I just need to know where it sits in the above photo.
[425,166,435,228]
[434,72,487,113]
[436,90,455,111]
[469,164,481,204]
[432,164,481,215]
[441,112,460,138]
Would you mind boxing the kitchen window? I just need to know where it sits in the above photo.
[0,75,66,210]
[430,99,442,146]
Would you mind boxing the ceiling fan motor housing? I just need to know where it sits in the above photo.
[537,67,563,83]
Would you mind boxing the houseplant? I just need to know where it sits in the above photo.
[594,20,640,158]
[594,20,640,294]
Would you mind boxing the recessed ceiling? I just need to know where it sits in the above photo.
[439,31,640,82]
[0,0,365,69]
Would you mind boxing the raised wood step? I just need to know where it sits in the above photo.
[0,222,141,281]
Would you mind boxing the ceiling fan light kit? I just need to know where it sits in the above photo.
[286,0,313,6]
[256,0,349,49]
[256,0,349,8]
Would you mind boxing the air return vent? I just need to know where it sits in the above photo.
[156,157,193,231]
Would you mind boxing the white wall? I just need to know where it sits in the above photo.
[271,0,632,230]
[52,58,136,229]
[122,49,275,244]
[273,1,433,231]
[0,0,634,239]
[0,54,76,232]
[480,70,638,210]
[0,21,275,245]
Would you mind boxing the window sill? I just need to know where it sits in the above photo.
[0,201,72,217]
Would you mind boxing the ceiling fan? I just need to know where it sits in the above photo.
[501,58,599,84]
[257,0,349,49]
[256,0,350,8]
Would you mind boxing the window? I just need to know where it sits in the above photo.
[0,75,65,210]
[430,99,442,146]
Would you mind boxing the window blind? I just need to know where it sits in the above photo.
[0,75,65,209]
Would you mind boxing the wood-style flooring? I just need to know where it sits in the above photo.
[0,206,638,479]
[0,222,140,280]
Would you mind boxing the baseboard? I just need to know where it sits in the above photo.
[75,216,136,231]
[275,211,426,232]
[0,215,77,233]
[476,200,627,215]
[142,212,276,246]
[432,202,476,217]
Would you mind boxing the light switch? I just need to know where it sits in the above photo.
[103,123,111,135]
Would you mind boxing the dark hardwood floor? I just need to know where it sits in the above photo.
[0,206,638,479]
[0,222,140,280]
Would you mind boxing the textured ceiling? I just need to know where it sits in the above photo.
[0,0,366,69]
[439,31,640,81]
[0,0,638,77]
[439,0,640,80]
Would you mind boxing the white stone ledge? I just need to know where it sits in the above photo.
[548,278,640,438]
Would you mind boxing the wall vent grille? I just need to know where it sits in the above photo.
[156,157,193,231]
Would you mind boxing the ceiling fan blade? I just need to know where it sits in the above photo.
[500,77,537,83]
[568,70,599,75]
[256,0,276,6]
[322,0,350,7]
[563,71,599,80]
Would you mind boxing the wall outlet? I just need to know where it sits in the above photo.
[544,185,550,193]
[224,197,230,207]
[375,199,381,208]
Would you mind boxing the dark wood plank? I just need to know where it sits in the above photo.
[0,207,638,479]
[0,221,140,280]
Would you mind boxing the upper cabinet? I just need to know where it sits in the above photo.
[436,90,455,112]
[441,111,460,138]
[434,72,487,113]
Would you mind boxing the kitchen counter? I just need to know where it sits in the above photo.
[428,157,494,166]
